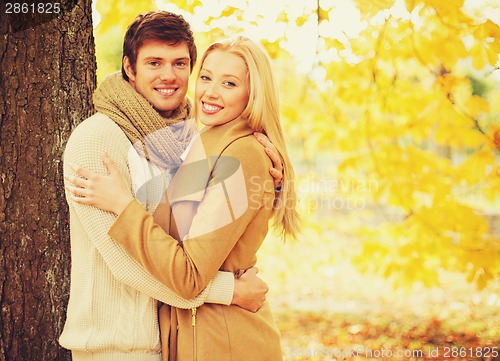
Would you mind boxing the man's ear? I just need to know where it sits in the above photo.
[123,56,136,82]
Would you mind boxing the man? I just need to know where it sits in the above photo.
[59,11,282,361]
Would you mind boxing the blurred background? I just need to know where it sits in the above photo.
[94,0,499,359]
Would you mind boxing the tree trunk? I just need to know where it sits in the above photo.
[0,0,96,359]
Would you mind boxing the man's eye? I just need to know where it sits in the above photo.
[175,62,188,68]
[148,61,160,67]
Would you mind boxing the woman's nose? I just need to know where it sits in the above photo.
[204,83,219,98]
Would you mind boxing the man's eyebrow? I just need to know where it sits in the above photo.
[142,56,190,61]
[143,56,163,61]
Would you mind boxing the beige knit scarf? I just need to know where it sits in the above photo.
[93,72,196,170]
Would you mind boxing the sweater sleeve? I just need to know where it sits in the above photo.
[64,116,234,308]
[108,136,274,299]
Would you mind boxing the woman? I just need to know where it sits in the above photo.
[67,36,300,360]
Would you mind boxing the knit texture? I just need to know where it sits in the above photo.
[93,72,197,170]
[59,113,234,357]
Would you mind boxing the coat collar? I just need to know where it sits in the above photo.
[199,119,254,157]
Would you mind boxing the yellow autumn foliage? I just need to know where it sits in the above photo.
[93,0,500,289]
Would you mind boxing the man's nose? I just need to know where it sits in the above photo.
[159,65,175,81]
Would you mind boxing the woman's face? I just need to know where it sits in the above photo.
[195,50,250,126]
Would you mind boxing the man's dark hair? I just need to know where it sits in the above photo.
[121,11,197,80]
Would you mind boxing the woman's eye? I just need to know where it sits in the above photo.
[200,75,211,81]
[224,81,236,87]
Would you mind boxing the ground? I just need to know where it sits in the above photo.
[258,231,500,361]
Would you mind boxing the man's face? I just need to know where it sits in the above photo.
[124,40,191,118]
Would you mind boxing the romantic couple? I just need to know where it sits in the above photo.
[59,10,299,361]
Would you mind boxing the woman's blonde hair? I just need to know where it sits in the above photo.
[199,36,300,241]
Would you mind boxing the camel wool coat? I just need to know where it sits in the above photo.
[108,119,283,361]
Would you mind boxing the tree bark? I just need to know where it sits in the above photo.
[0,0,96,359]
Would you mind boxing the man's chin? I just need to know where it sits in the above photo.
[156,105,181,118]
[152,100,173,112]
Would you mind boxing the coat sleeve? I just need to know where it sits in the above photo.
[108,137,274,299]
[64,117,234,308]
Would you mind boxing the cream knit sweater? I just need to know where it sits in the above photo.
[59,114,234,361]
